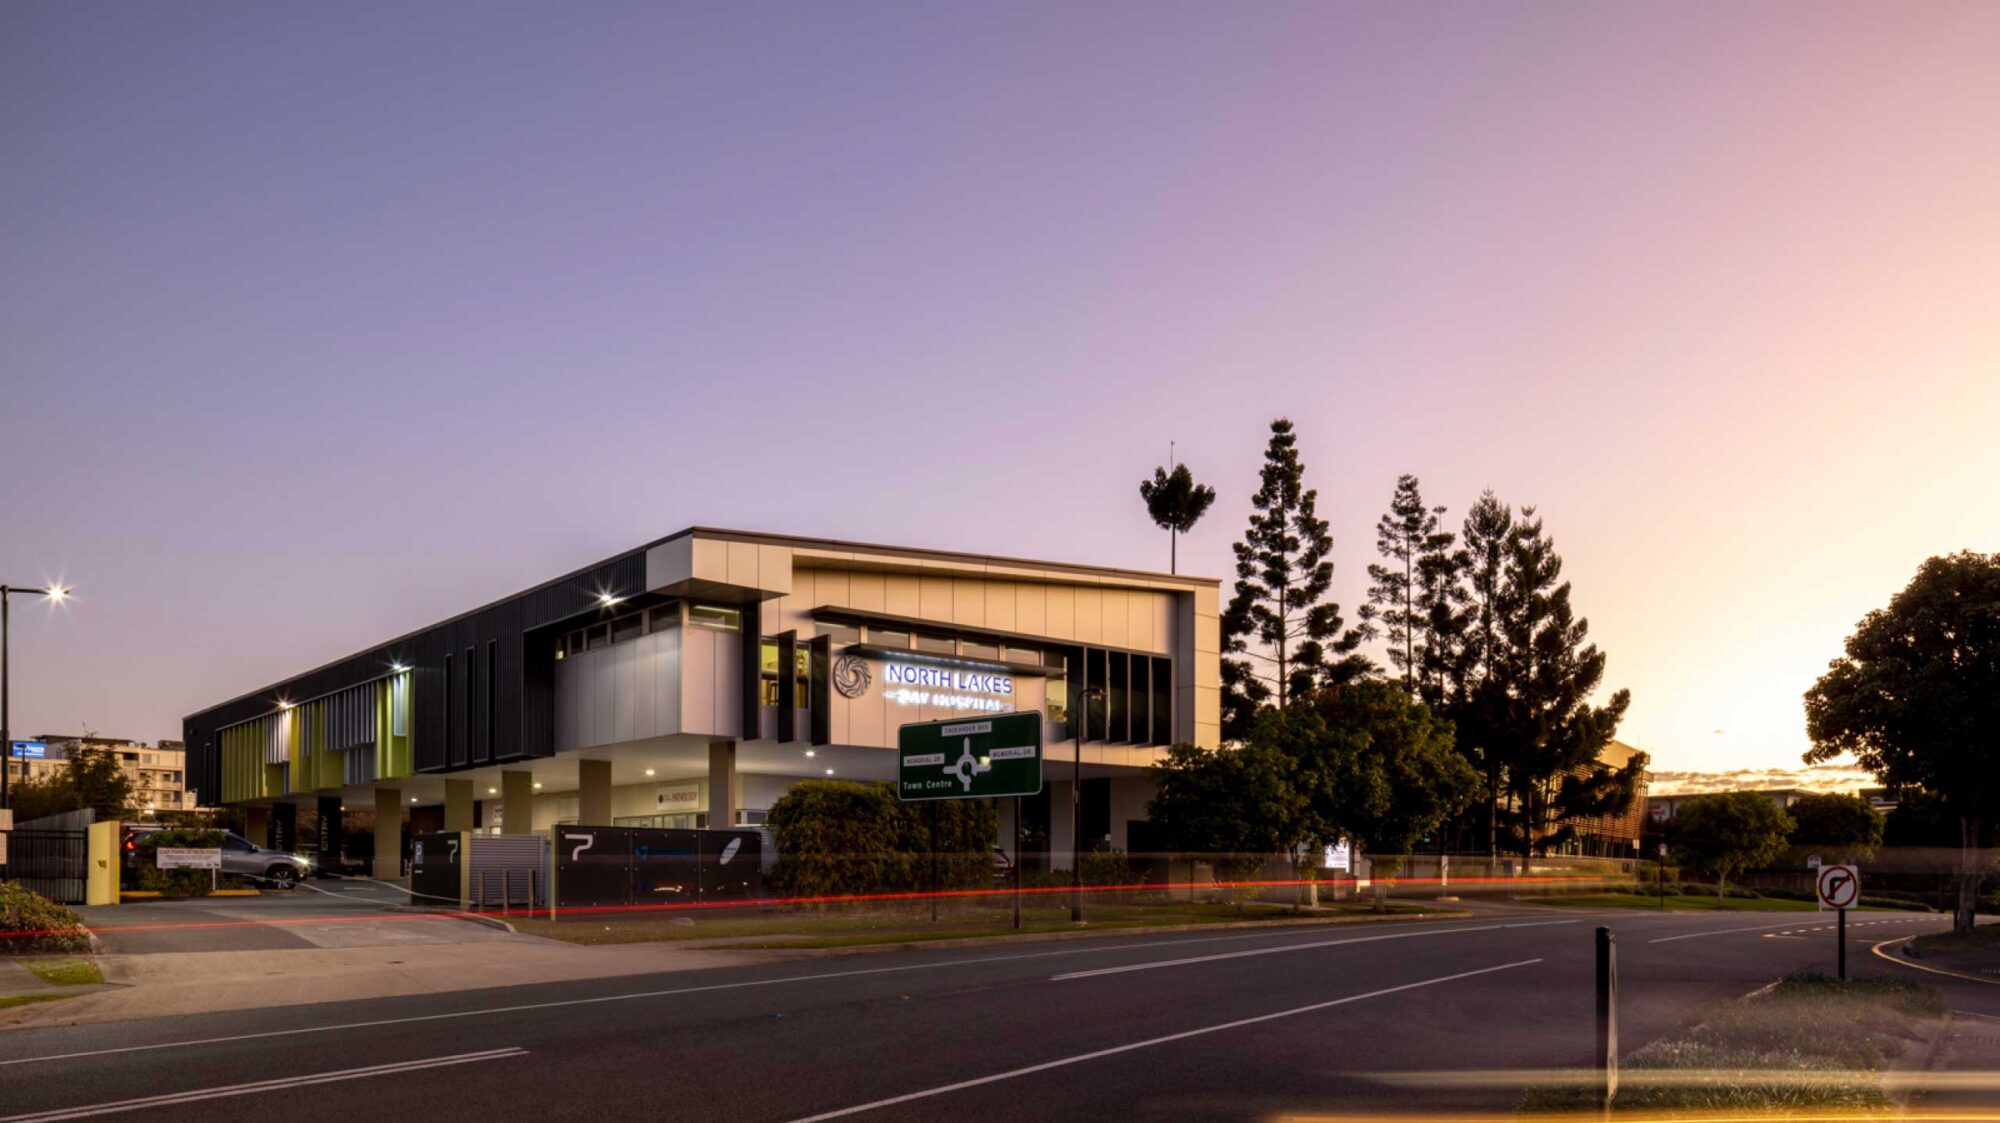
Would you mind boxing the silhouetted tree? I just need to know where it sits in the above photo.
[1806,551,2000,933]
[1220,419,1368,741]
[1138,459,1217,575]
[1362,475,1453,694]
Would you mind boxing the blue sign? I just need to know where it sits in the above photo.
[9,741,45,760]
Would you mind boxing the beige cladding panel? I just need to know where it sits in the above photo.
[1073,589,1102,643]
[951,577,985,627]
[985,581,1017,632]
[885,574,919,616]
[1015,584,1047,635]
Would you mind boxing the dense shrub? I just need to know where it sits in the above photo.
[0,881,92,955]
[133,828,226,897]
[1079,846,1137,888]
[766,780,998,900]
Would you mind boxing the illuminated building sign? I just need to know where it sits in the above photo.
[9,741,45,760]
[881,663,1015,713]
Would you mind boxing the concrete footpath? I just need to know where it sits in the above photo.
[1,930,761,1028]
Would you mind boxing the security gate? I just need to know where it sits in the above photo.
[3,830,89,904]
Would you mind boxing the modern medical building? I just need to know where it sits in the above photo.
[185,528,1221,877]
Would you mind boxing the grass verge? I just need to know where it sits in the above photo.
[23,958,103,987]
[1911,922,2000,954]
[1520,971,1942,1117]
[0,994,74,1011]
[508,899,1448,947]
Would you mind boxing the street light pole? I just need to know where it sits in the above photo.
[1,583,70,811]
[1071,683,1104,924]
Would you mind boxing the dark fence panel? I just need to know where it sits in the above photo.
[4,830,88,905]
[554,827,763,911]
[409,832,463,906]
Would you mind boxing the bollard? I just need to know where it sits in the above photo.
[1597,925,1618,1116]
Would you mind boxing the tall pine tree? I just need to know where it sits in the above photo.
[1220,419,1368,742]
[1449,490,1515,853]
[1489,506,1636,857]
[1362,475,1452,694]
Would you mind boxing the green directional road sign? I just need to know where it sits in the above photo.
[897,711,1043,801]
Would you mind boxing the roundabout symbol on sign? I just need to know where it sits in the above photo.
[1816,863,1860,910]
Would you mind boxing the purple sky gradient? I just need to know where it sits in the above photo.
[4,4,1995,772]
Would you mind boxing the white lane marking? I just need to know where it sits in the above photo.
[1051,918,1576,980]
[0,919,1485,1068]
[1648,914,1941,944]
[0,1048,525,1122]
[783,958,1544,1123]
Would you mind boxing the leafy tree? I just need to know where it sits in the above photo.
[4,741,136,822]
[1303,681,1480,907]
[1146,739,1310,894]
[766,779,997,898]
[1785,793,1885,864]
[1138,459,1217,575]
[1805,552,2000,933]
[1220,418,1368,741]
[1413,504,1469,712]
[1670,792,1794,905]
[1362,475,1453,694]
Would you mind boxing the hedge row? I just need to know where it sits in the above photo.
[132,828,227,897]
[766,780,999,899]
[0,880,92,955]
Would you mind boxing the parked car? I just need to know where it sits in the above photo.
[218,833,313,888]
[121,826,312,889]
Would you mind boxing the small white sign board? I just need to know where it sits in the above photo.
[1816,863,1860,910]
[157,847,223,870]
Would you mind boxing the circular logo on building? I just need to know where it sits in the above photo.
[832,653,871,698]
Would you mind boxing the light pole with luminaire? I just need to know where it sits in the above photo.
[2,583,71,811]
[1071,683,1105,924]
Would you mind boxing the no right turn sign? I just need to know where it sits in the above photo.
[1816,863,1860,910]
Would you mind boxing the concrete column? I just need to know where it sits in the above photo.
[373,786,402,880]
[444,779,475,832]
[502,770,534,835]
[708,740,739,830]
[270,801,297,852]
[245,805,271,848]
[316,795,344,865]
[1049,780,1075,871]
[578,759,612,826]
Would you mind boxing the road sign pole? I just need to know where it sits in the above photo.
[1839,907,1847,981]
[1596,925,1618,1117]
[1012,794,1022,931]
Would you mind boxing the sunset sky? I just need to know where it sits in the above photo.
[4,3,1995,775]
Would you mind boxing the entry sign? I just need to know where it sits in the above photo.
[157,848,223,870]
[897,712,1042,801]
[1817,863,1860,910]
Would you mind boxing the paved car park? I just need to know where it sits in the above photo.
[76,881,518,955]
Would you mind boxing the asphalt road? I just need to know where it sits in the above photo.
[0,906,1963,1121]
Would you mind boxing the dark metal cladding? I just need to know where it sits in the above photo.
[182,551,650,802]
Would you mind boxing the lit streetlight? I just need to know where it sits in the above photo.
[2,583,72,810]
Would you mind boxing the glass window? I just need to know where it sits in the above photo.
[1109,652,1130,743]
[567,630,585,656]
[612,613,643,644]
[816,621,860,646]
[914,632,954,654]
[222,835,253,852]
[1045,652,1070,725]
[959,639,1000,661]
[1151,658,1173,745]
[689,604,741,631]
[1005,645,1041,665]
[648,605,681,633]
[585,623,610,650]
[796,647,811,707]
[868,627,910,649]
[758,640,781,707]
